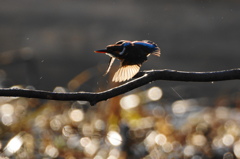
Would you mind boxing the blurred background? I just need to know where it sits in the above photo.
[0,0,240,158]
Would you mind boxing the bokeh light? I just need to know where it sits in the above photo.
[2,114,13,126]
[109,148,120,159]
[94,119,105,131]
[62,125,75,137]
[222,134,235,146]
[83,138,99,156]
[192,134,207,146]
[120,94,140,110]
[144,131,157,148]
[80,137,91,147]
[171,100,197,116]
[0,87,239,158]
[4,134,23,156]
[1,104,14,115]
[147,86,163,101]
[107,131,122,146]
[0,103,14,126]
[67,135,80,149]
[155,133,167,146]
[34,115,47,128]
[172,100,188,115]
[53,86,66,93]
[184,145,195,157]
[69,109,84,122]
[162,142,173,153]
[234,140,240,158]
[45,145,59,158]
[50,120,61,131]
[213,136,224,148]
[82,123,94,136]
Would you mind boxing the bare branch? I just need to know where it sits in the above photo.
[0,68,240,105]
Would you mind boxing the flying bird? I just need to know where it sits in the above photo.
[94,40,160,82]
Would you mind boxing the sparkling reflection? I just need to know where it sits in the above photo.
[67,135,80,149]
[94,119,105,131]
[2,115,13,126]
[222,134,234,146]
[192,134,207,146]
[120,94,140,110]
[1,83,240,158]
[80,137,91,147]
[53,86,66,93]
[155,133,167,146]
[45,145,59,158]
[69,109,84,122]
[144,131,157,148]
[234,141,240,158]
[184,145,195,157]
[62,125,75,137]
[172,100,188,115]
[1,104,14,115]
[4,134,23,156]
[107,131,122,146]
[82,123,94,136]
[162,142,173,153]
[147,86,163,101]
[35,115,47,128]
[109,148,120,158]
[50,118,62,131]
[84,138,98,156]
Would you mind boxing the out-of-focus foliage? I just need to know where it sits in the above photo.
[0,77,239,159]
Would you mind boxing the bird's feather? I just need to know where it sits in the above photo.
[104,57,115,75]
[152,48,161,57]
[112,65,140,82]
[134,40,161,57]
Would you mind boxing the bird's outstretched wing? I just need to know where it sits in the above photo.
[112,64,140,82]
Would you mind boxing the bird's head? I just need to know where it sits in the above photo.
[94,40,132,57]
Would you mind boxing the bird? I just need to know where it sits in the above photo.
[94,40,160,82]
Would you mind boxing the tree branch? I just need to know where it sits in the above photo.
[0,68,240,106]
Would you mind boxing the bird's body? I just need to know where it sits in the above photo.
[95,40,160,82]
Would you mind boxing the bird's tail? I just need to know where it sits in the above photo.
[143,40,161,57]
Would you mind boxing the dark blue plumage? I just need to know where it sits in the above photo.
[95,40,160,82]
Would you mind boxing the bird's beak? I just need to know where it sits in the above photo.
[94,49,108,53]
